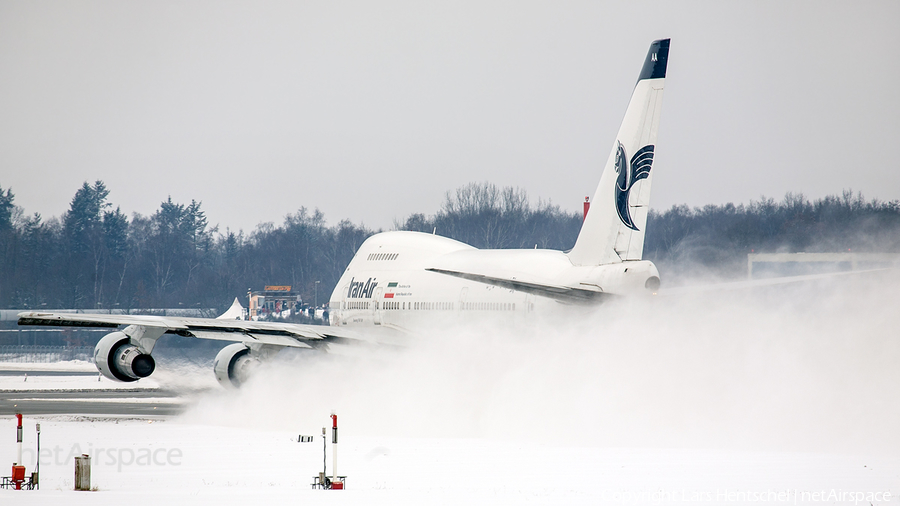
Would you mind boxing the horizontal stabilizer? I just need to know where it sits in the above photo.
[425,268,614,304]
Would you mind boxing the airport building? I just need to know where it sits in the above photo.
[248,286,302,320]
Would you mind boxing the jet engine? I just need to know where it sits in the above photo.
[213,343,260,388]
[94,331,156,382]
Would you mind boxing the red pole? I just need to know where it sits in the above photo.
[583,197,591,222]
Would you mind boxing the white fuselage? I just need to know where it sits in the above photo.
[328,231,659,335]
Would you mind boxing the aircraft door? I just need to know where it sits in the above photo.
[458,287,468,316]
[373,287,383,325]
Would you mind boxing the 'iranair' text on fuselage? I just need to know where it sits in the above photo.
[348,277,378,298]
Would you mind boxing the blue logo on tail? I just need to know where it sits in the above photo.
[614,142,655,230]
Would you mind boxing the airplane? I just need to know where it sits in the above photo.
[17,39,671,388]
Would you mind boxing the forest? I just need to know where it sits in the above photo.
[1,181,898,312]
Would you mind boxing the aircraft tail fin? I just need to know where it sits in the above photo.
[567,39,669,266]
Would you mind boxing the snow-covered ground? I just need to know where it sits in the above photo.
[0,370,161,391]
[0,415,897,505]
[1,273,898,504]
[0,360,218,392]
[0,361,97,373]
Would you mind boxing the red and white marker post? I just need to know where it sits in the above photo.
[11,413,26,490]
[15,414,23,466]
[330,413,338,488]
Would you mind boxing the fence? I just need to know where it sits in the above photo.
[0,346,94,363]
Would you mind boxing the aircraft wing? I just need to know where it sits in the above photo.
[425,267,614,304]
[16,311,363,348]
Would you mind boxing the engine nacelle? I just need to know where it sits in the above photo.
[213,343,260,388]
[94,331,156,382]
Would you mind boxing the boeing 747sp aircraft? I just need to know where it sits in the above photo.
[18,39,671,387]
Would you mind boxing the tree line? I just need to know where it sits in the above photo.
[1,181,898,311]
[644,191,900,279]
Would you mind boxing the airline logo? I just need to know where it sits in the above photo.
[614,142,655,230]
[347,277,378,298]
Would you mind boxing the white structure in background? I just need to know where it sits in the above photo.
[747,252,900,279]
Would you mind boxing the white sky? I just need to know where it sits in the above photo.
[1,1,898,232]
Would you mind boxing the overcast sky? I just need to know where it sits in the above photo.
[1,1,898,233]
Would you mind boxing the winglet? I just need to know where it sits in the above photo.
[637,38,670,82]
